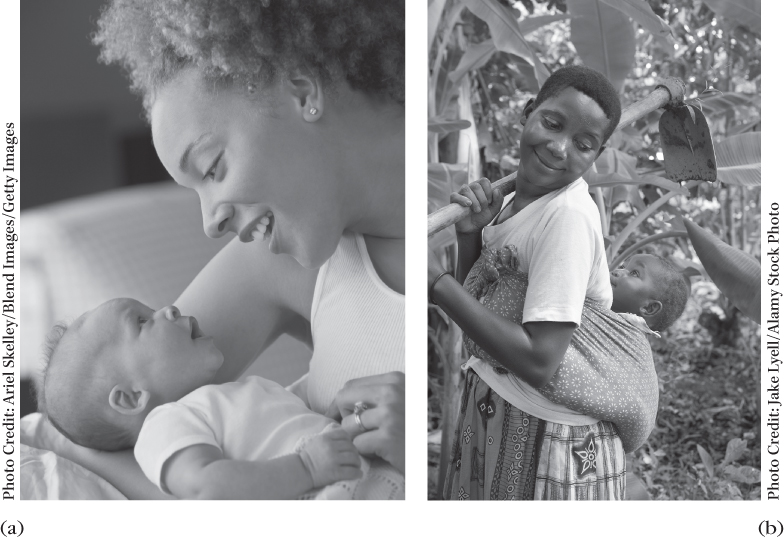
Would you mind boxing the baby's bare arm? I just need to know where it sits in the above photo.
[163,445,314,499]
[163,430,361,500]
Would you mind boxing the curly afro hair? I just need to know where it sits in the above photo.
[93,0,405,116]
[533,65,622,143]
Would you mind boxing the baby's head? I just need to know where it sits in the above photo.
[611,254,691,332]
[517,65,622,194]
[37,298,224,451]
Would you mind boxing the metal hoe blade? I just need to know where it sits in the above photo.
[659,104,717,183]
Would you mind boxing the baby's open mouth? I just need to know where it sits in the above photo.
[189,317,204,339]
[251,211,274,242]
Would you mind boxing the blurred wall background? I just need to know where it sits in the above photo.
[21,0,168,210]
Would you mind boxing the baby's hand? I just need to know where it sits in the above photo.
[298,428,362,489]
[450,178,503,235]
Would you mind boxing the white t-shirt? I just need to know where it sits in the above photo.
[135,376,335,494]
[466,178,613,425]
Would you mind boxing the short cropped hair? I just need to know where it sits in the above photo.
[648,256,691,332]
[37,322,134,452]
[533,65,622,143]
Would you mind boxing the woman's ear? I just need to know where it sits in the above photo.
[108,385,151,416]
[286,69,324,123]
[519,98,536,125]
[640,300,662,317]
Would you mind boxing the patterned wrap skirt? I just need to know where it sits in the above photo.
[444,370,626,500]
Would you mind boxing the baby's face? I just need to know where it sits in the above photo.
[610,254,663,315]
[70,298,224,405]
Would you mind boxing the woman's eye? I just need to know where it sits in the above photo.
[203,152,223,181]
[542,117,558,129]
[576,140,592,151]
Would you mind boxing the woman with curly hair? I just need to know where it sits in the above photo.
[46,0,405,499]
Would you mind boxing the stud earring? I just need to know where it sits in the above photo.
[309,107,318,115]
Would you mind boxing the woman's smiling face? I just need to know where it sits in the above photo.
[151,69,346,269]
[517,87,610,195]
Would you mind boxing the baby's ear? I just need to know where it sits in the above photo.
[108,385,151,416]
[640,299,662,318]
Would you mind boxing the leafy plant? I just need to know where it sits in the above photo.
[694,438,761,499]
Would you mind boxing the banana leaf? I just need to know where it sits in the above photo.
[428,117,473,136]
[463,0,550,89]
[599,0,672,37]
[683,218,761,324]
[566,0,636,91]
[701,0,761,35]
[715,132,761,187]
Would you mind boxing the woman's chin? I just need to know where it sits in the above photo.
[284,234,341,269]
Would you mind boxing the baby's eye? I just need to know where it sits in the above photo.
[138,317,149,326]
[630,269,640,277]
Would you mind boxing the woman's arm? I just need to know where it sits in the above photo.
[56,443,174,500]
[175,238,318,383]
[454,232,482,285]
[429,267,575,388]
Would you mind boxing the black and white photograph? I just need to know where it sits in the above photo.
[19,0,405,501]
[1,0,781,536]
[427,0,763,501]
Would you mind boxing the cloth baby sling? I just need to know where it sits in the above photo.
[462,245,659,453]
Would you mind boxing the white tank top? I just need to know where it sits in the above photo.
[307,232,405,414]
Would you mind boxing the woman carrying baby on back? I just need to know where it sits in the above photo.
[429,66,690,500]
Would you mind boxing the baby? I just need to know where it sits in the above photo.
[37,298,403,500]
[463,249,690,452]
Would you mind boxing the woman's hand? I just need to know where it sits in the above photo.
[327,372,405,474]
[450,178,503,235]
